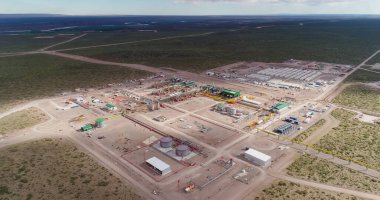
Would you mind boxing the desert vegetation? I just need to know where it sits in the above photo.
[288,155,380,194]
[317,109,380,167]
[333,84,380,113]
[0,138,142,200]
[0,107,49,135]
[255,180,362,200]
[0,54,150,110]
[67,20,380,72]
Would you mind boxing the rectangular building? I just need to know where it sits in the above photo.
[271,102,289,114]
[220,89,241,98]
[244,148,272,167]
[146,157,171,176]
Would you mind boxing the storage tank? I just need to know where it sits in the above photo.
[229,107,237,115]
[225,106,231,113]
[95,118,105,128]
[160,137,173,148]
[176,144,190,157]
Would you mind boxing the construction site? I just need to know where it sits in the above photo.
[2,58,366,200]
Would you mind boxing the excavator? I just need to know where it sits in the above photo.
[69,115,86,122]
[184,182,195,193]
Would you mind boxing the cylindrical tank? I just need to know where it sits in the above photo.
[160,137,173,148]
[229,108,237,115]
[176,144,190,157]
[95,118,105,128]
[225,106,231,113]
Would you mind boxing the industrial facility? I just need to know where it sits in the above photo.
[257,67,322,82]
[29,59,347,200]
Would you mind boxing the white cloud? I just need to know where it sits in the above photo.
[176,0,354,5]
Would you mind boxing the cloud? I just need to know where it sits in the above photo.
[176,0,354,5]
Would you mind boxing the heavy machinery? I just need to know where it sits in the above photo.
[69,115,86,122]
[184,182,195,193]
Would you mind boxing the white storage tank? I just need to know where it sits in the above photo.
[229,108,237,115]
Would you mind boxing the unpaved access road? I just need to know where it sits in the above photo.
[270,173,380,200]
[44,51,168,74]
[303,114,340,144]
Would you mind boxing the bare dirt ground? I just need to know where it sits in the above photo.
[176,97,218,112]
[166,115,241,148]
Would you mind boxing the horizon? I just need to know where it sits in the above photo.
[1,0,379,16]
[2,13,380,17]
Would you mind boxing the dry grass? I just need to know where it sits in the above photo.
[317,108,380,167]
[333,84,380,114]
[0,107,49,135]
[0,138,142,200]
[287,155,380,194]
[255,180,362,200]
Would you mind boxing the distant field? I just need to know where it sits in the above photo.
[67,20,380,72]
[288,155,380,194]
[317,108,380,166]
[0,34,73,53]
[254,180,361,200]
[367,54,380,65]
[361,65,380,71]
[51,30,208,50]
[0,107,49,135]
[0,54,150,109]
[0,138,142,200]
[333,84,380,113]
[345,69,380,83]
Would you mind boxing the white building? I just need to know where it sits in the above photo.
[241,96,262,105]
[244,148,272,167]
[146,157,171,175]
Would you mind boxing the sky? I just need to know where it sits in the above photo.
[0,0,379,15]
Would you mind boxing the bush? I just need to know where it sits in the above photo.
[0,185,10,195]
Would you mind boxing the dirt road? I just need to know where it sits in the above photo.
[317,49,380,102]
[40,33,88,51]
[270,173,380,200]
[54,32,216,52]
[359,67,380,74]
[44,51,169,74]
[303,114,340,144]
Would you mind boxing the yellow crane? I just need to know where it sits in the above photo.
[69,115,86,122]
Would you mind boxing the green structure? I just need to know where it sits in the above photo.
[95,118,105,123]
[95,118,105,128]
[272,102,289,113]
[81,124,93,131]
[220,89,241,98]
[105,103,117,111]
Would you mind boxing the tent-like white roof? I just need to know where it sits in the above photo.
[241,96,262,105]
[146,157,170,172]
[245,148,271,162]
